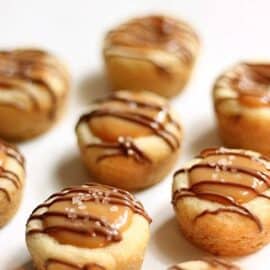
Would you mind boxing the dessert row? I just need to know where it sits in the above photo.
[0,16,269,156]
[0,14,268,270]
[1,139,256,269]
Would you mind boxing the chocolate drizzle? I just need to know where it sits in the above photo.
[105,15,199,65]
[76,93,181,163]
[0,140,24,201]
[169,258,240,270]
[45,259,105,270]
[172,147,270,232]
[0,49,69,118]
[88,137,152,163]
[27,183,151,247]
[215,63,270,108]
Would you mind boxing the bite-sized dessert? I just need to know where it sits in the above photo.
[0,48,69,141]
[26,183,151,270]
[168,258,241,270]
[0,139,25,227]
[76,90,182,190]
[172,147,270,256]
[213,62,270,155]
[103,15,199,98]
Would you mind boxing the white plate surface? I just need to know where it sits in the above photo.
[1,1,270,269]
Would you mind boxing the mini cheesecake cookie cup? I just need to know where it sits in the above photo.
[172,147,270,256]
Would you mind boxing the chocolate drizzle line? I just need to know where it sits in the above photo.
[215,63,270,108]
[96,94,181,130]
[106,15,199,65]
[45,259,105,270]
[0,49,68,119]
[172,147,270,232]
[169,258,240,270]
[27,183,151,243]
[87,138,152,164]
[76,94,181,164]
[0,140,24,201]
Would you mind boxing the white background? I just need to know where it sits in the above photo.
[0,0,269,269]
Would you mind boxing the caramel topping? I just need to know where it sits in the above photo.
[27,183,151,248]
[0,140,24,201]
[105,15,199,64]
[76,92,181,163]
[227,63,270,107]
[173,147,270,231]
[0,48,69,118]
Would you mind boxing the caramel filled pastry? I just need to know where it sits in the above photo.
[172,147,270,256]
[0,48,69,141]
[103,15,199,98]
[0,139,25,227]
[168,258,241,270]
[213,62,270,155]
[26,183,151,270]
[75,90,182,190]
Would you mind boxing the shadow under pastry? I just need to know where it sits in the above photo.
[152,217,208,264]
[55,148,90,188]
[77,72,110,106]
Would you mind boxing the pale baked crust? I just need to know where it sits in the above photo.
[0,48,70,141]
[213,62,270,155]
[26,183,151,270]
[172,147,270,256]
[75,90,182,190]
[103,15,199,98]
[168,258,241,270]
[0,139,25,227]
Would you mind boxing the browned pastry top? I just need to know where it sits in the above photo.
[169,258,240,270]
[173,147,270,231]
[27,183,151,249]
[76,92,181,164]
[105,15,199,64]
[216,63,270,108]
[0,139,24,201]
[0,48,69,118]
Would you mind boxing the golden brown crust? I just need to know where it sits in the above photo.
[103,15,199,98]
[172,147,270,256]
[75,90,182,190]
[26,183,150,270]
[0,139,25,227]
[0,48,69,141]
[213,62,270,155]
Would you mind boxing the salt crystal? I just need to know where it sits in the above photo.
[129,102,137,109]
[125,141,131,148]
[150,122,159,129]
[127,149,134,155]
[110,206,119,212]
[118,136,125,143]
[78,204,86,210]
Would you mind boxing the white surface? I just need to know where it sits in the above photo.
[0,0,270,269]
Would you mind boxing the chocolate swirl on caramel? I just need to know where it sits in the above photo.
[27,183,151,248]
[0,49,69,118]
[169,258,240,270]
[105,15,199,65]
[76,93,181,163]
[173,147,270,231]
[215,63,270,108]
[0,140,24,201]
